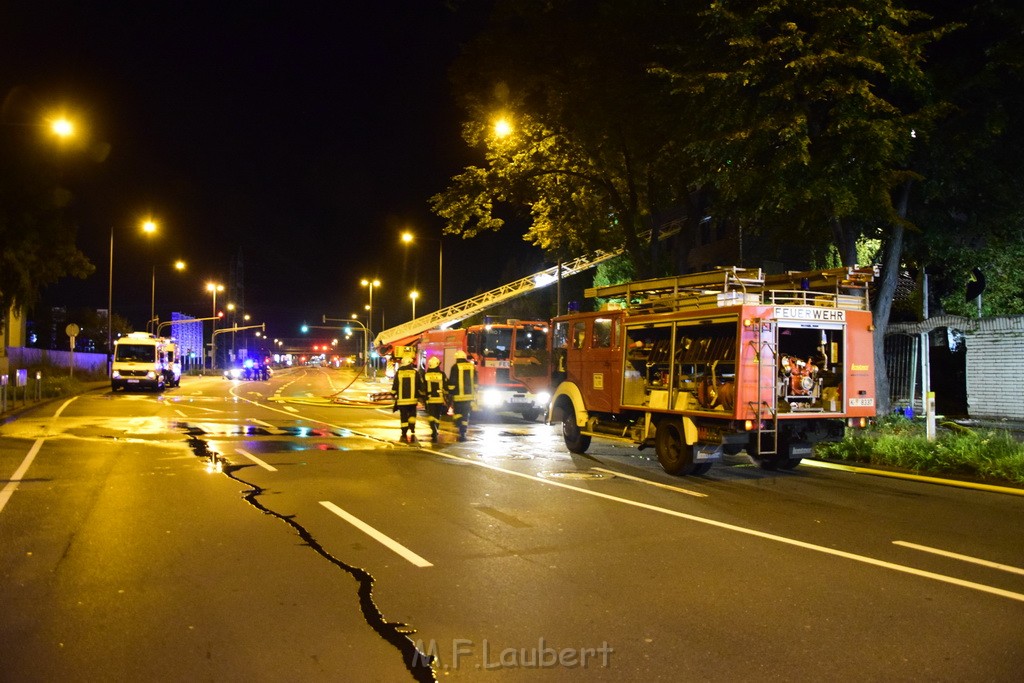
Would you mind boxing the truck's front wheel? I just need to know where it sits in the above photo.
[560,404,591,454]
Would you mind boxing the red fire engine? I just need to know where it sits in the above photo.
[548,266,877,475]
[418,320,552,421]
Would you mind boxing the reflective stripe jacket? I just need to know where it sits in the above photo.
[393,364,424,406]
[447,360,476,402]
[423,368,447,404]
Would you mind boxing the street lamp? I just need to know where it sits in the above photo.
[360,278,380,338]
[142,220,158,330]
[409,290,419,320]
[49,118,74,138]
[105,218,162,371]
[206,282,224,369]
[401,231,443,310]
[148,259,185,334]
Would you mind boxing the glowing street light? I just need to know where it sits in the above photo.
[409,290,419,320]
[401,230,443,309]
[360,278,380,338]
[494,116,513,138]
[50,117,74,138]
[206,282,224,369]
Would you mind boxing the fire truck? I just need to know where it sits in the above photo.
[417,320,551,421]
[548,266,877,475]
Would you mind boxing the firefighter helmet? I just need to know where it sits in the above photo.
[402,355,414,365]
[454,350,467,360]
[427,356,440,369]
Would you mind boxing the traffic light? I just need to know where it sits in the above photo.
[301,324,309,333]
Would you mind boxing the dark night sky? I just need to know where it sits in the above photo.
[2,1,547,342]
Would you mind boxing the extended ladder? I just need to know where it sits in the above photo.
[373,225,682,350]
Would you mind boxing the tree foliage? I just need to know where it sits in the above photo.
[674,0,950,266]
[901,0,1024,316]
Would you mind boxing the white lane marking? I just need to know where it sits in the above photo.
[235,448,277,472]
[176,410,189,417]
[592,466,707,498]
[0,439,45,515]
[250,419,274,428]
[320,500,433,568]
[283,406,299,413]
[433,451,1024,603]
[53,397,76,418]
[893,540,1024,576]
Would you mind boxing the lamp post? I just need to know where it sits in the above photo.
[148,259,185,334]
[409,290,419,320]
[106,219,162,371]
[360,277,380,336]
[400,231,443,310]
[360,278,380,374]
[142,219,157,329]
[206,282,224,369]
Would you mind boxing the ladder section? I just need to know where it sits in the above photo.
[586,267,765,312]
[762,265,877,310]
[748,321,778,456]
[587,264,877,313]
[373,249,621,349]
[373,224,682,349]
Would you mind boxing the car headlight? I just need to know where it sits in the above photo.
[481,389,503,408]
[146,371,157,380]
[112,371,121,379]
[534,391,551,407]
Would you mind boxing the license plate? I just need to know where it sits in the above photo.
[127,379,140,383]
[509,395,529,403]
[849,398,874,407]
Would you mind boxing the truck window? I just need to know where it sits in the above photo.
[481,327,512,360]
[593,318,613,348]
[515,325,547,355]
[115,344,156,363]
[553,322,569,350]
[571,322,586,350]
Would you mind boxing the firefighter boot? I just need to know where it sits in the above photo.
[430,425,438,442]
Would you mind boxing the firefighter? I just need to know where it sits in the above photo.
[447,350,477,442]
[392,355,424,443]
[422,356,448,442]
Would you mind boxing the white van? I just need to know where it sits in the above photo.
[112,332,173,391]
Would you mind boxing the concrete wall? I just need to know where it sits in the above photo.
[887,315,1024,421]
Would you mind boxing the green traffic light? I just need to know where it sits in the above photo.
[301,324,309,333]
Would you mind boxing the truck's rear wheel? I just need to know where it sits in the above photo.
[560,405,591,454]
[754,435,802,470]
[655,419,696,475]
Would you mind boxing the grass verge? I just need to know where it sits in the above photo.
[815,415,1024,487]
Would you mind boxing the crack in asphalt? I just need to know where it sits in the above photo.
[184,434,436,682]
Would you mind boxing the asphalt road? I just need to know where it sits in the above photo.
[2,366,1022,681]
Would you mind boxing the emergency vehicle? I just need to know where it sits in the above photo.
[547,266,877,475]
[111,332,180,391]
[417,320,551,421]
